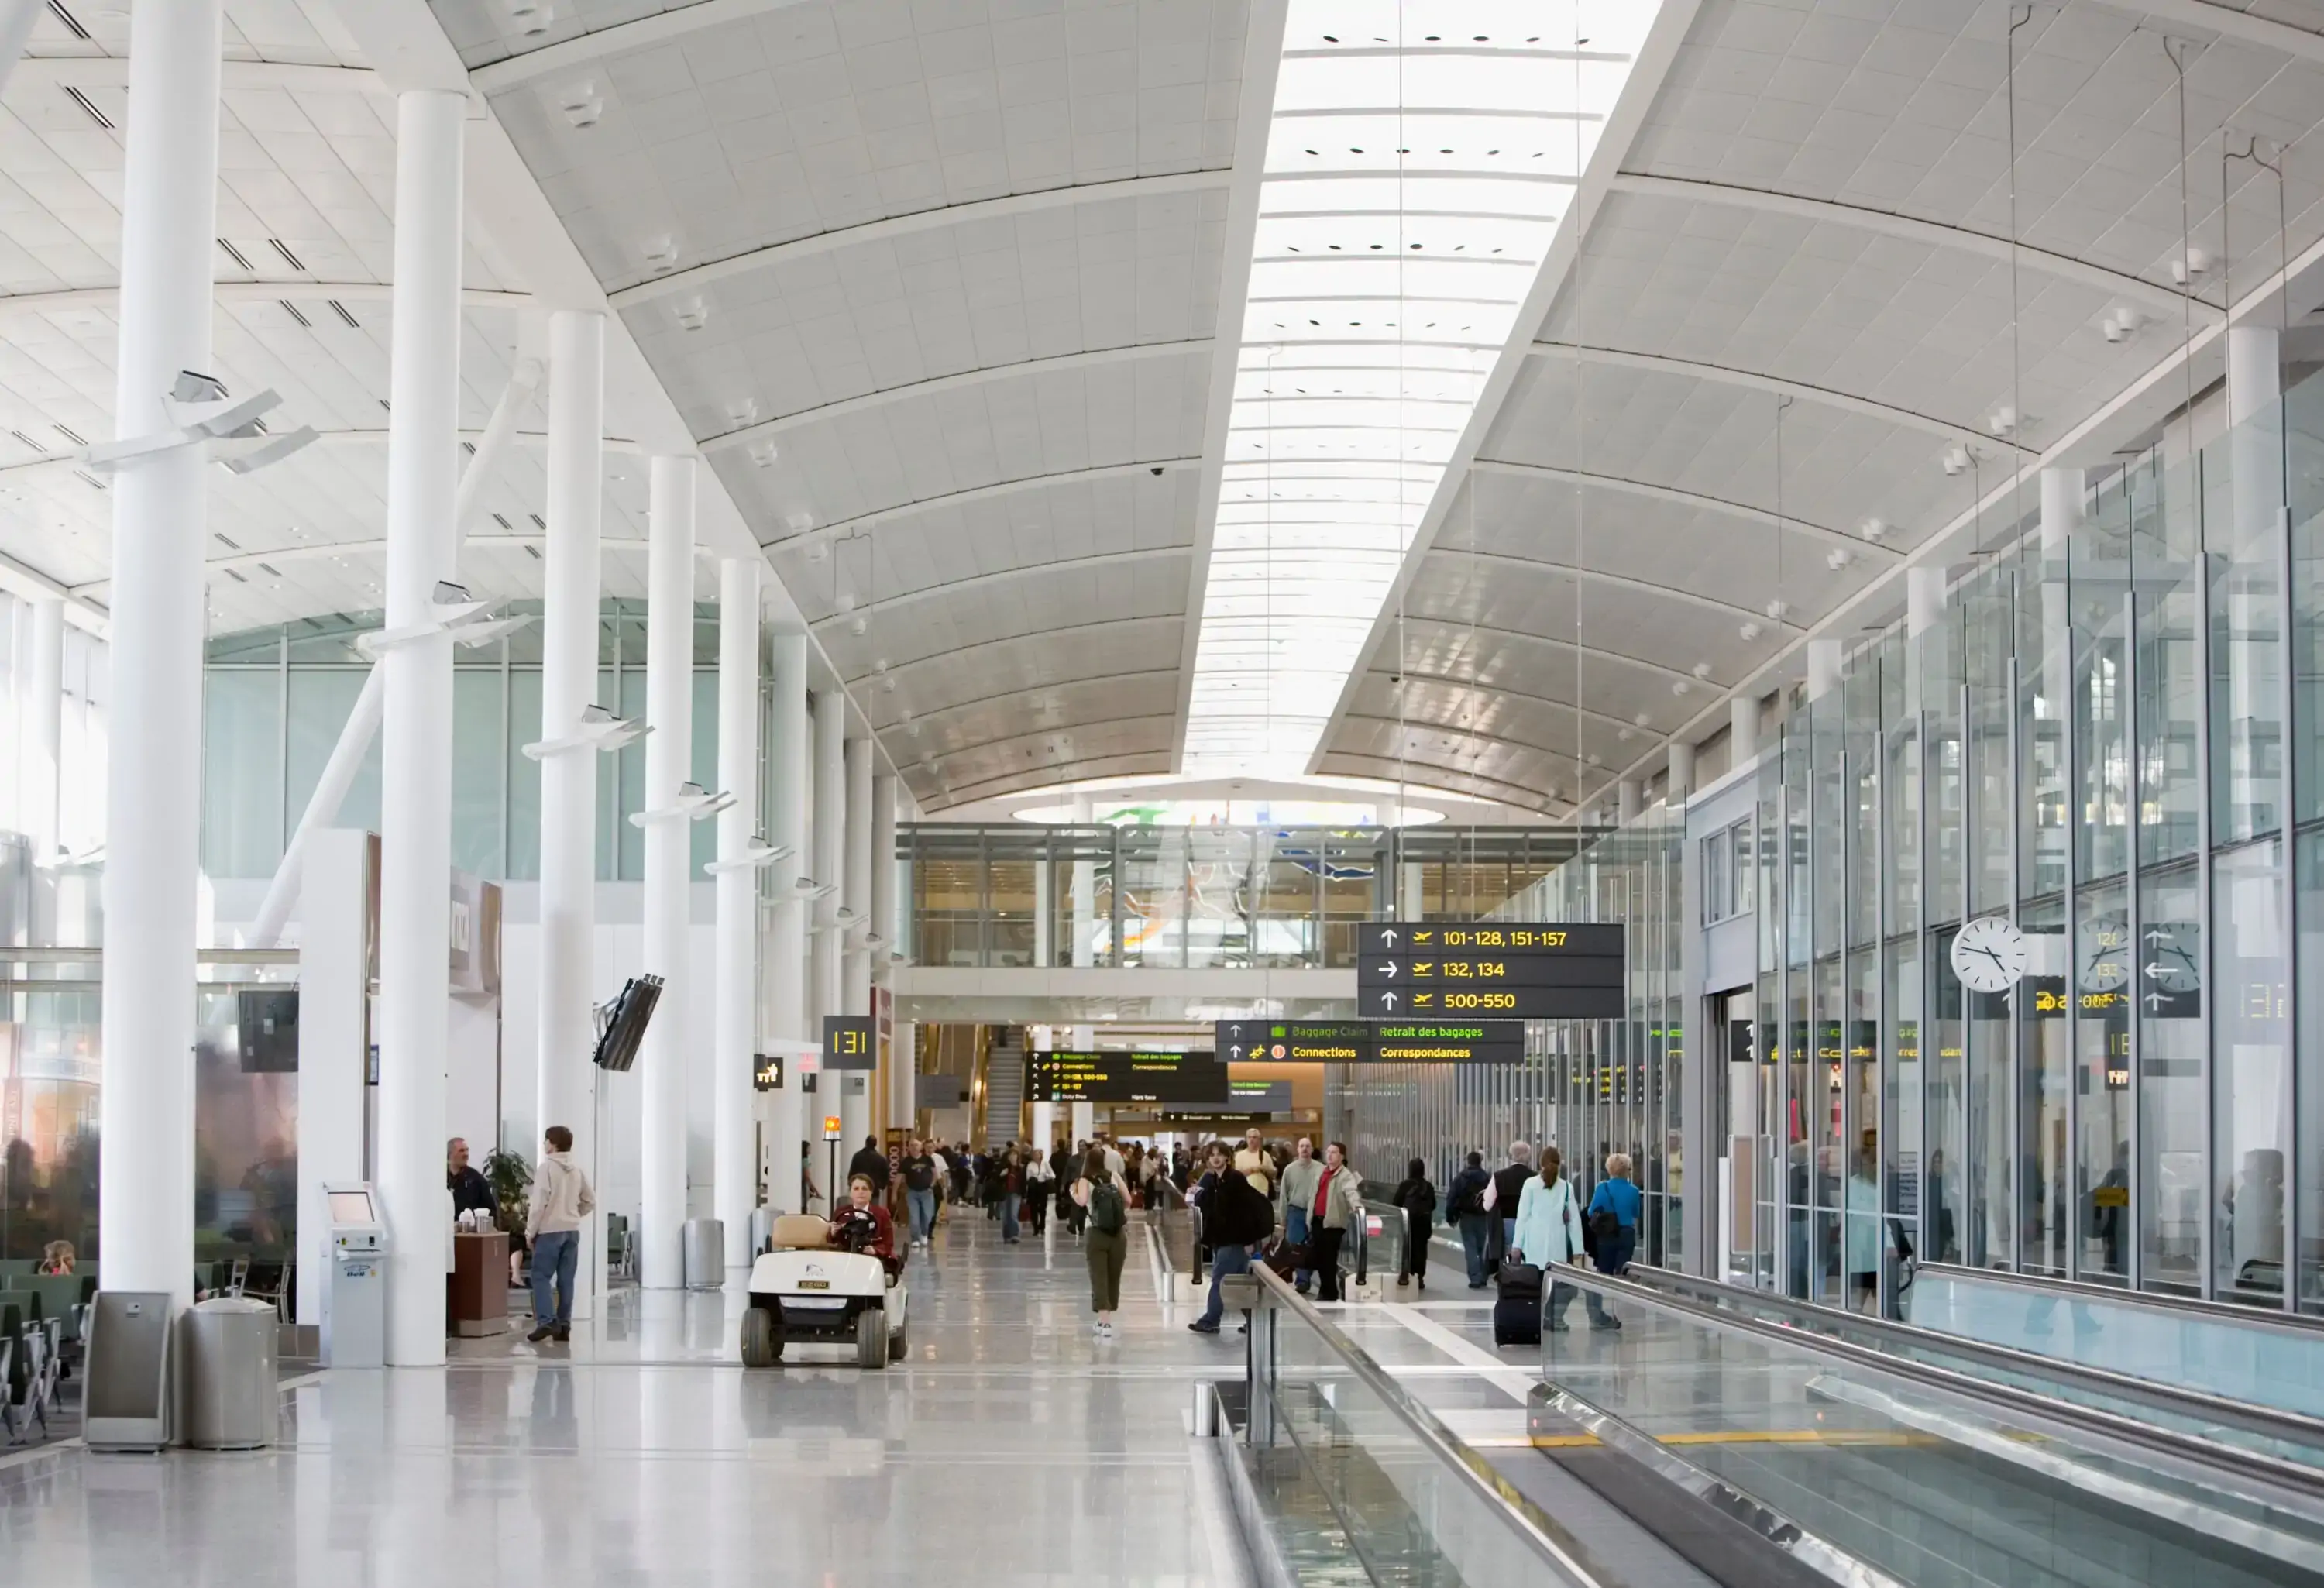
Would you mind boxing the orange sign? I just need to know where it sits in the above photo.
[822,1115,843,1141]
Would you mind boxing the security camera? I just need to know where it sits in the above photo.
[1150,466,1164,476]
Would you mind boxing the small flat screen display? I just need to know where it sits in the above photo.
[328,1191,375,1224]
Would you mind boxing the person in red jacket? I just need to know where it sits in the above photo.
[830,1173,901,1277]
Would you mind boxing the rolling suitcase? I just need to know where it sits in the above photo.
[1493,1260,1543,1346]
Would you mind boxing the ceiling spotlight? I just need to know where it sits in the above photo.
[1618,727,1635,742]
[642,235,679,271]
[559,84,603,127]
[1690,661,1712,679]
[676,300,708,332]
[834,589,856,615]
[881,675,897,693]
[1765,599,1788,621]
[2171,248,2209,285]
[1827,547,1852,570]
[748,443,777,469]
[1860,517,1888,541]
[786,511,815,534]
[1739,620,1762,641]
[1941,445,1972,476]
[1671,679,1690,696]
[1986,406,2017,437]
[1632,711,1650,727]
[508,0,553,36]
[726,398,758,425]
[2102,306,2142,344]
[803,540,829,564]
[849,616,868,637]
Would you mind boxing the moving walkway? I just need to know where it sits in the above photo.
[1211,1261,2324,1587]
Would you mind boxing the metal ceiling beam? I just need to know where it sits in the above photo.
[1470,458,1897,559]
[1376,669,1693,740]
[1334,717,1588,771]
[892,712,1177,776]
[1299,1,1703,780]
[777,459,1199,549]
[871,667,1179,736]
[1528,342,2038,455]
[915,751,1175,809]
[1607,174,2208,317]
[2090,0,2324,64]
[469,0,820,91]
[0,281,531,325]
[1379,614,1738,691]
[702,341,1212,453]
[1312,751,1565,813]
[802,545,1188,626]
[1417,543,1797,629]
[609,171,1232,310]
[843,613,1182,682]
[9,57,383,94]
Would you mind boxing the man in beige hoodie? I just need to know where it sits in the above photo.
[526,1125,595,1343]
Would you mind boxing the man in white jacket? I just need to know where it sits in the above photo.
[525,1124,596,1343]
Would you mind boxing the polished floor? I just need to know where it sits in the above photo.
[0,1215,1256,1586]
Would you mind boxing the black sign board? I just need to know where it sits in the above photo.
[753,1054,785,1092]
[822,1014,877,1071]
[1355,922,1623,1019]
[1212,1019,1523,1064]
[1028,1050,1227,1103]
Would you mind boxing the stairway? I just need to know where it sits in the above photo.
[982,1029,1026,1147]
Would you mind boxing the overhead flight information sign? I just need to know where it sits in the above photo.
[1028,1050,1226,1103]
[1213,1019,1523,1064]
[1356,922,1624,1018]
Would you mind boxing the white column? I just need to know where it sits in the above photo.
[1806,638,1842,703]
[1030,1025,1054,1156]
[1616,779,1641,825]
[2228,326,2284,545]
[870,770,898,1124]
[537,309,604,1316]
[98,0,222,1313]
[1667,741,1694,803]
[376,88,465,1366]
[714,558,761,1274]
[25,596,62,864]
[0,1,40,98]
[841,737,874,1150]
[1729,696,1759,765]
[1070,1023,1095,1146]
[812,691,845,1030]
[639,455,696,1288]
[1906,566,1946,640]
[766,633,810,1208]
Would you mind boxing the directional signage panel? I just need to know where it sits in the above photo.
[822,1014,877,1071]
[1212,1019,1524,1064]
[1028,1050,1226,1104]
[1356,921,1624,1019]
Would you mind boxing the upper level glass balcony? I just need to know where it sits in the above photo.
[898,824,1595,971]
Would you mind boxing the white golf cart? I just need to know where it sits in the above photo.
[740,1213,909,1368]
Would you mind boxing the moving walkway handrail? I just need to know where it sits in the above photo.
[1246,1263,1607,1588]
[1631,1263,2324,1458]
[1913,1258,2324,1339]
[1569,1263,2324,1505]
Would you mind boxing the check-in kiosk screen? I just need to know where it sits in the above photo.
[328,1191,376,1222]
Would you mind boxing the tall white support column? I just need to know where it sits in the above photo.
[841,736,874,1150]
[538,309,604,1318]
[812,691,846,1030]
[870,770,898,1122]
[766,634,810,1208]
[714,559,762,1274]
[1616,779,1641,825]
[1667,741,1694,804]
[639,455,696,1288]
[376,88,466,1366]
[26,596,62,864]
[98,0,223,1313]
[1730,696,1759,765]
[1806,639,1842,703]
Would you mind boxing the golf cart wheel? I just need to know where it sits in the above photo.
[889,1317,909,1363]
[740,1304,782,1368]
[856,1308,886,1369]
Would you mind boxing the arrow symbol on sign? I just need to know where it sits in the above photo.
[1380,927,1398,947]
[1380,990,1398,1010]
[1378,961,1397,978]
[2145,991,2170,1011]
[1231,1045,1243,1060]
[2143,963,2178,979]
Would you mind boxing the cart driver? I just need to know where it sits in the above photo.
[830,1173,901,1277]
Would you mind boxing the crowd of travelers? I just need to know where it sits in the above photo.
[840,1122,1644,1346]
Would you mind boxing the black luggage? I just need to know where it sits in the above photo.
[1493,1260,1543,1346]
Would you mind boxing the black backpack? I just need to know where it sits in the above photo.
[1088,1180,1127,1235]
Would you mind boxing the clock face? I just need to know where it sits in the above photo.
[2079,919,2132,993]
[1951,917,2030,994]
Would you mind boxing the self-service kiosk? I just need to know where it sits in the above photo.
[320,1181,387,1367]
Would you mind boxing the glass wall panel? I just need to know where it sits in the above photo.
[452,669,506,878]
[2212,839,2288,1305]
[2019,904,2068,1277]
[1929,926,1965,1264]
[2139,861,2204,1294]
[285,668,382,843]
[202,669,282,879]
[2205,414,2284,844]
[2075,880,2132,1284]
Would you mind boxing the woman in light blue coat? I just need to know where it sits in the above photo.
[1508,1147,1611,1330]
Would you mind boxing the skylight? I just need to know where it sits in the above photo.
[1182,1,1665,779]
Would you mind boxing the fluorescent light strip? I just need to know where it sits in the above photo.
[1184,0,1660,778]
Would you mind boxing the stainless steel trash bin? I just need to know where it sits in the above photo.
[681,1218,725,1290]
[181,1297,279,1450]
[748,1205,775,1258]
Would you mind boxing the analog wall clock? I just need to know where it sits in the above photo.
[1951,916,2030,994]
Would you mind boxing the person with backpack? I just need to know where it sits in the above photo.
[1391,1157,1437,1290]
[1308,1142,1364,1302]
[1511,1146,1611,1331]
[1073,1146,1133,1338]
[1584,1151,1643,1329]
[1446,1150,1494,1288]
